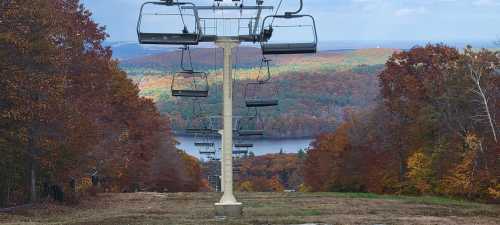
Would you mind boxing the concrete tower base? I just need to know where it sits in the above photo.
[214,202,243,218]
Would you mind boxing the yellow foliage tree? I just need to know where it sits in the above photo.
[269,176,285,192]
[440,133,487,198]
[237,181,254,192]
[488,184,500,200]
[298,183,312,192]
[406,149,433,194]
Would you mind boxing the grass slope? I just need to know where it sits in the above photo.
[1,192,498,225]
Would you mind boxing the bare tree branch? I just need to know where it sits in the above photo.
[469,65,498,143]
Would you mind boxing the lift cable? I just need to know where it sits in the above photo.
[270,0,284,25]
[180,46,194,71]
[175,0,188,32]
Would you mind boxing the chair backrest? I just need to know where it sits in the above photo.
[260,14,318,55]
[137,1,202,45]
[171,70,209,97]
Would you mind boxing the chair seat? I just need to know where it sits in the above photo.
[186,128,214,134]
[262,43,317,55]
[234,144,253,148]
[233,150,249,154]
[138,32,199,45]
[238,130,264,136]
[195,142,215,147]
[246,99,279,107]
[172,90,208,97]
[200,151,216,154]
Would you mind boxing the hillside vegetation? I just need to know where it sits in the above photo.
[126,48,394,137]
[302,45,500,202]
[0,0,202,208]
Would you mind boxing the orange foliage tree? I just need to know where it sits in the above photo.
[303,45,500,201]
[237,153,302,192]
[0,0,202,206]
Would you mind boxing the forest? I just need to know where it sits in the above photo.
[127,48,391,137]
[0,0,201,207]
[302,45,500,202]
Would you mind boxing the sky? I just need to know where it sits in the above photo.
[81,0,500,43]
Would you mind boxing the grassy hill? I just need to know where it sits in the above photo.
[1,192,498,225]
[123,48,395,137]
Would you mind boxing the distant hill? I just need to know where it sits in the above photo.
[124,48,395,137]
[120,47,395,76]
[120,47,264,75]
[109,40,498,61]
[104,41,176,60]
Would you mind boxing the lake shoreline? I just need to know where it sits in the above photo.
[173,133,316,141]
[174,135,313,158]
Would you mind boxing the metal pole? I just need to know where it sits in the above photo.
[215,38,240,206]
[218,130,224,192]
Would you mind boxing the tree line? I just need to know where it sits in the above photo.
[302,45,499,201]
[0,0,201,207]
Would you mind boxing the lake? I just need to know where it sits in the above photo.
[175,135,313,159]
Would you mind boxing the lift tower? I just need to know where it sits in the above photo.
[137,0,317,217]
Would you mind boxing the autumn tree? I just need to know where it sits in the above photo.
[0,0,202,206]
[237,153,302,192]
[302,44,499,201]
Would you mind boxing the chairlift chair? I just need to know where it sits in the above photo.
[237,115,264,137]
[244,58,279,107]
[200,149,216,154]
[195,142,215,147]
[194,132,216,147]
[233,140,252,155]
[260,2,318,55]
[207,155,220,161]
[171,70,209,97]
[233,150,249,155]
[137,1,202,45]
[195,132,217,155]
[234,144,253,148]
[208,116,241,132]
[185,103,213,134]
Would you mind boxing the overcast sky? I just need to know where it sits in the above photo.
[81,0,500,42]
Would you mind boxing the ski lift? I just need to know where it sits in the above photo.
[234,144,253,148]
[233,147,249,156]
[209,116,241,132]
[233,136,252,155]
[185,100,214,134]
[195,142,215,147]
[186,116,213,133]
[244,58,279,107]
[237,115,264,137]
[137,1,201,45]
[260,0,317,54]
[195,132,217,155]
[171,70,209,97]
[171,47,210,97]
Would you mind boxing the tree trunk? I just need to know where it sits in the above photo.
[398,150,406,182]
[7,172,12,205]
[470,68,498,143]
[28,127,37,203]
[30,162,36,203]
